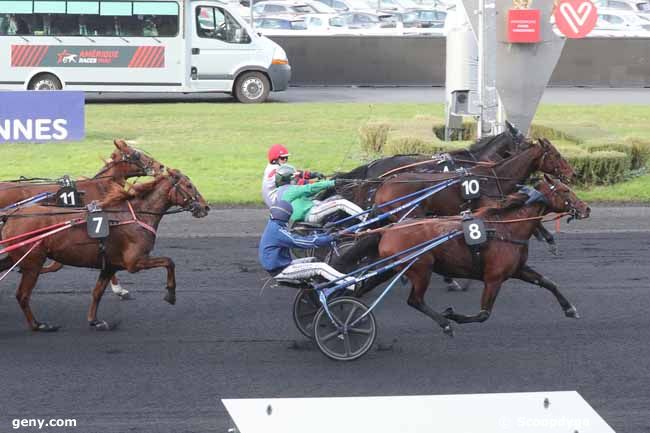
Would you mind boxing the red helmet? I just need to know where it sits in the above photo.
[267,144,290,163]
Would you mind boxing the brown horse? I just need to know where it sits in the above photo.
[0,139,163,206]
[332,138,575,290]
[375,175,590,336]
[0,169,209,332]
[0,139,166,299]
[372,138,576,217]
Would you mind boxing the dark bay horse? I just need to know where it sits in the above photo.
[0,139,166,299]
[0,169,209,332]
[373,138,576,216]
[375,176,590,336]
[333,129,523,182]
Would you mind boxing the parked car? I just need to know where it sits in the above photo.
[373,0,422,13]
[253,16,308,29]
[315,0,375,12]
[595,8,650,32]
[593,0,650,14]
[302,13,347,30]
[252,1,320,17]
[411,8,446,27]
[340,11,397,28]
[382,8,445,27]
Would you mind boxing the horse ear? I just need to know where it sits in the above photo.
[114,139,127,150]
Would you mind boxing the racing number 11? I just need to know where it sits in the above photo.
[59,191,76,206]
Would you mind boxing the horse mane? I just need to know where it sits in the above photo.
[468,132,507,153]
[332,164,368,180]
[476,192,530,218]
[99,177,163,208]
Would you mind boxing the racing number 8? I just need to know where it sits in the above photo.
[468,223,482,240]
[462,218,486,246]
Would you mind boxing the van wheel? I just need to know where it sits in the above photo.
[28,73,62,90]
[233,71,269,103]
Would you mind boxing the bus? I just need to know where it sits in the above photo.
[0,0,291,102]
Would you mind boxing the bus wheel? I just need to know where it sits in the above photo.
[28,73,62,91]
[233,71,269,103]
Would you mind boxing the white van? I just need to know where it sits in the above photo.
[0,0,291,102]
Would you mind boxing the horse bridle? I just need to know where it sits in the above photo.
[95,149,158,178]
[169,176,202,212]
[546,182,581,221]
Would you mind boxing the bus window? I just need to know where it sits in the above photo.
[0,1,179,37]
[196,6,250,44]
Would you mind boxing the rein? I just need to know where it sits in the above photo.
[347,212,571,237]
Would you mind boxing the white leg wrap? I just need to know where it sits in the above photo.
[276,262,355,290]
[111,282,129,296]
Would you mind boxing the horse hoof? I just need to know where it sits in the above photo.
[442,324,455,338]
[564,306,580,319]
[442,307,455,318]
[89,320,112,331]
[34,322,60,332]
[164,294,176,305]
[118,292,135,301]
[446,280,463,292]
[548,245,559,256]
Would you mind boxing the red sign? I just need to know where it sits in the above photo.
[554,0,598,39]
[507,9,541,43]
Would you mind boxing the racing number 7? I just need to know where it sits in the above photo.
[86,212,109,239]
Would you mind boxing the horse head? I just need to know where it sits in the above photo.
[104,139,166,179]
[537,174,590,221]
[535,138,576,184]
[166,168,210,218]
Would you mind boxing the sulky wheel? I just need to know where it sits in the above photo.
[313,297,377,361]
[292,288,320,339]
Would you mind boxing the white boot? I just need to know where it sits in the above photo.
[111,282,132,299]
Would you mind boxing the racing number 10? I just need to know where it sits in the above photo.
[462,179,480,195]
[461,177,481,200]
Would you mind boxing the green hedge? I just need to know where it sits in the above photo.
[359,120,648,186]
[569,151,631,185]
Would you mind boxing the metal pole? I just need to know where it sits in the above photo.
[250,0,255,30]
[477,0,497,139]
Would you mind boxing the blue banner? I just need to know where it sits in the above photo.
[0,91,85,143]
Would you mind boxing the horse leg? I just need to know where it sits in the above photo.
[87,270,116,330]
[109,274,132,300]
[443,277,467,292]
[40,260,64,274]
[516,265,579,318]
[405,264,454,337]
[534,223,558,256]
[443,278,504,324]
[129,256,176,305]
[15,268,59,332]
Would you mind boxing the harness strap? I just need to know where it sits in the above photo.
[111,201,157,236]
[486,230,529,246]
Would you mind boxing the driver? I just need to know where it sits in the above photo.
[261,144,322,208]
[275,165,366,225]
[259,200,356,289]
